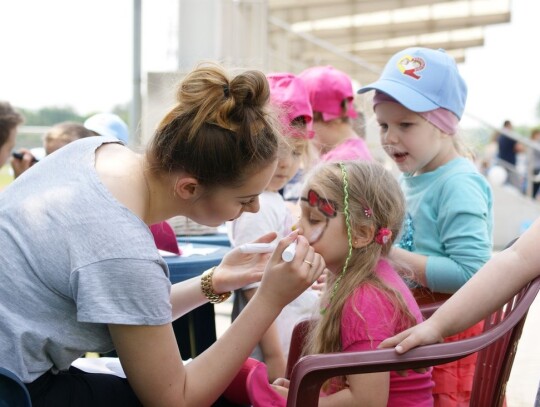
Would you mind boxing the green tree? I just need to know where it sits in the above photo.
[18,106,85,126]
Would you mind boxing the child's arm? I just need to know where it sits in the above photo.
[244,287,286,381]
[393,174,492,293]
[272,372,390,406]
[317,372,390,407]
[389,247,429,286]
[381,216,540,353]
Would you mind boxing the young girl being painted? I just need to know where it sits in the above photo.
[358,47,494,406]
[247,160,434,406]
[227,72,319,381]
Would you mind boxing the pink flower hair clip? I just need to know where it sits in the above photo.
[375,228,392,245]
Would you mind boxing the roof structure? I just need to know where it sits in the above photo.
[267,0,511,84]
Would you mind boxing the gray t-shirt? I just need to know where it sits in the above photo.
[0,136,172,382]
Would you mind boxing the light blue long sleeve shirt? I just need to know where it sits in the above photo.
[397,157,493,293]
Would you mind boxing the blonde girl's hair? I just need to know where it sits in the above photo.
[146,62,281,189]
[302,160,417,387]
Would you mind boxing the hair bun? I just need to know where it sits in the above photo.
[229,70,270,109]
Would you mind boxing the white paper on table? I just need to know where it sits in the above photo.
[178,243,220,257]
[158,249,181,257]
[72,357,192,378]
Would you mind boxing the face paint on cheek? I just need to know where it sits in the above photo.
[308,218,329,244]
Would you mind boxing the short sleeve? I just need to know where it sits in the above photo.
[341,285,396,352]
[70,258,172,325]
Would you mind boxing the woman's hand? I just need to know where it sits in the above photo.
[256,232,326,310]
[211,232,277,293]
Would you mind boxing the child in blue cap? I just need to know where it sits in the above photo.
[359,47,493,406]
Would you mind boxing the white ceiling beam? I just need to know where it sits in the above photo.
[288,12,509,44]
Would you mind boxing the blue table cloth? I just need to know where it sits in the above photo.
[166,243,231,283]
[176,234,231,247]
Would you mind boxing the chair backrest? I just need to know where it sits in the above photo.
[284,303,442,379]
[285,275,540,407]
[0,367,32,407]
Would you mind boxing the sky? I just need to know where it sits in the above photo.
[1,0,539,128]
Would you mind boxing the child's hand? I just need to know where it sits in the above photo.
[212,232,277,293]
[271,378,290,398]
[378,320,444,354]
[378,320,444,375]
[311,268,328,293]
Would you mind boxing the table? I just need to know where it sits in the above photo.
[165,243,231,359]
[176,233,231,247]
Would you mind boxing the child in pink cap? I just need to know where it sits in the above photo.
[299,65,372,162]
[227,72,319,382]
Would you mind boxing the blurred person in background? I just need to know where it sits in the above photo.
[299,65,372,163]
[494,119,524,189]
[0,101,24,168]
[11,122,96,178]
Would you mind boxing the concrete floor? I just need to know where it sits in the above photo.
[506,292,540,406]
[215,291,540,406]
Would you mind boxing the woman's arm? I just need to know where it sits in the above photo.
[111,233,325,407]
[169,232,275,320]
[381,216,540,353]
[243,287,286,382]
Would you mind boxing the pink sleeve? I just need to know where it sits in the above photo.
[341,285,400,352]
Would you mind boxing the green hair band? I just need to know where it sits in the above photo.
[321,162,353,314]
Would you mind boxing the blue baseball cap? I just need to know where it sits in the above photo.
[357,47,467,119]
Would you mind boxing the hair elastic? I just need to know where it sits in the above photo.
[223,84,230,99]
[375,228,392,245]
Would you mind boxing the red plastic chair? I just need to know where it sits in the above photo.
[285,303,442,380]
[285,276,540,407]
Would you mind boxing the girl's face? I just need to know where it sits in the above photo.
[266,139,305,192]
[188,160,277,227]
[45,137,75,156]
[297,187,349,273]
[312,119,340,154]
[375,102,454,175]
